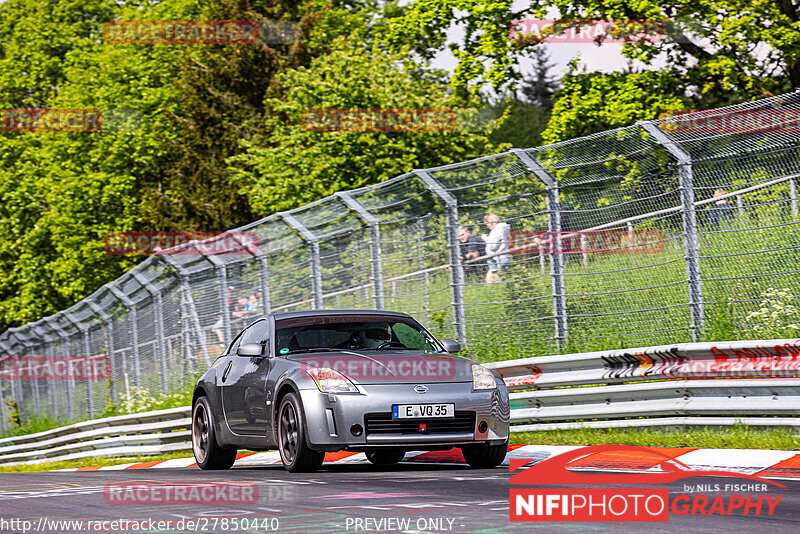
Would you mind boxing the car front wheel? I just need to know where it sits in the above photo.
[277,392,325,472]
[461,439,508,468]
[192,396,236,470]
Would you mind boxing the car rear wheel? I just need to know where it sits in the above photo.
[192,396,236,470]
[461,439,508,468]
[278,392,324,472]
[366,448,405,465]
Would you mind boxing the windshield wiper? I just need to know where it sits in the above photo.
[283,347,357,355]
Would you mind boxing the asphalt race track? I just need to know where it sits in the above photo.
[0,462,798,533]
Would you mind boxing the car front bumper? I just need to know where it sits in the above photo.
[298,381,510,452]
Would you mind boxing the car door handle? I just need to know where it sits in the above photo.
[222,361,233,383]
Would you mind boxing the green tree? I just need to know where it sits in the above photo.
[384,0,800,141]
[228,41,502,214]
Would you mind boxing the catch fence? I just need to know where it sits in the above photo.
[1,92,799,428]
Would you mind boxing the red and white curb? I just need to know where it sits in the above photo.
[54,445,800,479]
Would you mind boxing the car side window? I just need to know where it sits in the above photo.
[392,323,435,351]
[240,319,270,350]
[225,330,244,356]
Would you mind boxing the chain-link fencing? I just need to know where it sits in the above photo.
[1,91,799,429]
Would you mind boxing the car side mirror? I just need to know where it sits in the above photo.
[441,339,461,353]
[237,343,264,357]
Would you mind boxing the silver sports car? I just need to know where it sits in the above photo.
[191,309,510,472]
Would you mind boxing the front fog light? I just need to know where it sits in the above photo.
[472,365,496,390]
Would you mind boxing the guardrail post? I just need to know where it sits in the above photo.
[158,255,210,366]
[510,149,568,350]
[46,317,74,419]
[336,192,385,310]
[281,213,324,310]
[107,285,142,390]
[131,270,169,394]
[639,121,705,341]
[63,312,94,419]
[413,170,467,345]
[85,300,117,405]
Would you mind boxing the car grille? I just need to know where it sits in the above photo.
[364,411,475,435]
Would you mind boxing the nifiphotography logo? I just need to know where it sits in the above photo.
[510,444,785,522]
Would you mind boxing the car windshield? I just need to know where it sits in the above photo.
[274,314,442,354]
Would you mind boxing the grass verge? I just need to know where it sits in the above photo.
[512,425,800,450]
[0,451,193,474]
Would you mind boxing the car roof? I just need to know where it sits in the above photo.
[272,309,414,320]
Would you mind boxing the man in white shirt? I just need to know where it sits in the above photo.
[481,213,511,284]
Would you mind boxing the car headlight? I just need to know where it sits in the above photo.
[472,364,496,390]
[307,367,359,393]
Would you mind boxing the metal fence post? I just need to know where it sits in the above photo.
[228,232,273,315]
[510,149,568,350]
[131,271,169,394]
[46,317,74,419]
[336,191,385,310]
[63,311,94,419]
[413,170,467,345]
[281,213,324,310]
[107,285,142,389]
[158,255,211,366]
[790,178,798,220]
[86,300,117,405]
[639,121,705,341]
[258,256,272,314]
[216,264,232,342]
[32,323,59,417]
[15,334,40,417]
[0,339,8,432]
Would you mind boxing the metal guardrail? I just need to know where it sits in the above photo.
[0,407,190,466]
[485,338,800,431]
[2,338,799,466]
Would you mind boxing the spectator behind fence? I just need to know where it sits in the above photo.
[481,214,511,284]
[211,314,224,343]
[458,225,486,278]
[708,189,736,228]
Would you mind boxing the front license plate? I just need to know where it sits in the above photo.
[392,403,454,419]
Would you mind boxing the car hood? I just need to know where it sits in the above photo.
[285,350,475,384]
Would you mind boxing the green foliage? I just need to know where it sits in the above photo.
[542,69,687,144]
[228,40,501,214]
[384,1,800,141]
[746,288,800,339]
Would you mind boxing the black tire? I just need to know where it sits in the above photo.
[277,392,325,472]
[461,439,508,468]
[192,396,237,470]
[366,448,405,465]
